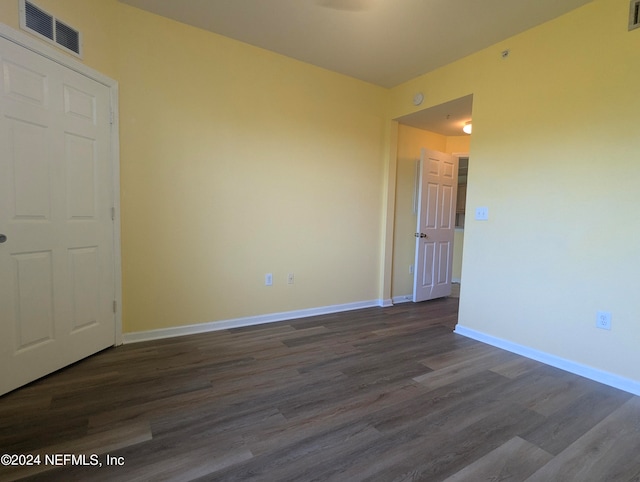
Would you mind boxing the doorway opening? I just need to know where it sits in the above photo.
[390,94,473,304]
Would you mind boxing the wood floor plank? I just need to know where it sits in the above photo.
[442,436,554,482]
[246,381,424,456]
[490,356,544,379]
[525,396,640,481]
[419,340,498,370]
[331,401,545,482]
[210,421,382,482]
[495,365,601,417]
[371,370,511,434]
[521,386,631,455]
[25,441,254,482]
[412,349,518,391]
[1,421,152,480]
[1,296,639,481]
[87,386,221,432]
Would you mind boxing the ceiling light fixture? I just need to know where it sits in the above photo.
[463,121,472,134]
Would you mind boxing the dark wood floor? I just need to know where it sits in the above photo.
[2,297,640,481]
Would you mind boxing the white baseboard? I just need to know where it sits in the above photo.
[454,324,640,396]
[123,299,384,344]
[392,294,413,304]
[452,278,461,283]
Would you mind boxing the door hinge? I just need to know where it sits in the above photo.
[111,207,115,221]
[113,300,117,313]
[109,110,114,125]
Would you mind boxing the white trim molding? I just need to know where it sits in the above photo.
[454,324,640,397]
[392,295,413,304]
[124,300,384,344]
[0,22,111,85]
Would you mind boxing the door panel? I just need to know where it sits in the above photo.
[12,251,55,349]
[440,185,454,228]
[9,118,51,218]
[437,243,450,284]
[0,36,115,395]
[413,148,458,302]
[425,182,438,228]
[69,246,100,331]
[2,59,47,106]
[65,133,97,218]
[417,241,435,289]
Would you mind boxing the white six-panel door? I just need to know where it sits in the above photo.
[0,35,115,395]
[413,148,458,302]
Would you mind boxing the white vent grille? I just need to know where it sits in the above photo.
[55,20,80,54]
[630,0,640,30]
[24,1,53,39]
[20,0,82,57]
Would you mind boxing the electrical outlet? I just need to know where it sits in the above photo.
[596,311,611,330]
[287,273,294,284]
[475,206,489,221]
[265,273,273,286]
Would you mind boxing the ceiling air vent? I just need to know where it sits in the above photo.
[20,0,82,57]
[630,0,640,30]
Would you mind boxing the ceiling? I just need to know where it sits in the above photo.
[396,94,474,137]
[118,0,591,135]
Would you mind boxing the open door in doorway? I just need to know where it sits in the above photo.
[413,148,458,302]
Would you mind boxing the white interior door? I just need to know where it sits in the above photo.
[413,148,458,302]
[0,36,115,395]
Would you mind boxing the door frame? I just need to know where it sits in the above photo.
[0,22,122,344]
[451,152,469,287]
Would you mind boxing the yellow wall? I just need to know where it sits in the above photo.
[115,6,389,332]
[446,136,472,156]
[390,0,640,383]
[0,2,19,29]
[391,126,469,298]
[1,2,388,333]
